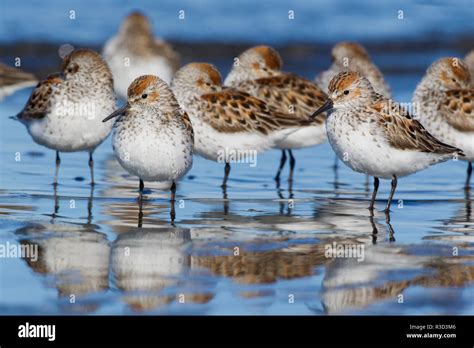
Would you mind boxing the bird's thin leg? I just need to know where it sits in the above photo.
[274,150,287,182]
[221,162,231,188]
[89,151,95,186]
[369,177,379,210]
[53,151,60,186]
[385,175,398,213]
[288,150,296,183]
[465,162,472,189]
[138,179,144,203]
[170,181,176,223]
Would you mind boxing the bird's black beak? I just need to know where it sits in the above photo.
[310,99,333,119]
[102,103,129,122]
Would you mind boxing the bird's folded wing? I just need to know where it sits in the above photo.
[199,89,307,135]
[440,89,474,132]
[17,74,63,121]
[237,73,328,124]
[180,110,195,143]
[371,96,464,155]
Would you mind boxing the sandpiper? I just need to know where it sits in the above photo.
[103,75,194,221]
[225,45,329,183]
[315,41,391,97]
[311,71,463,212]
[14,48,116,185]
[0,63,38,101]
[413,57,473,188]
[103,11,180,99]
[171,63,308,188]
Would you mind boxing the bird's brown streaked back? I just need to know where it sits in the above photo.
[371,96,465,155]
[17,74,64,121]
[199,89,309,135]
[235,73,329,124]
[439,89,474,132]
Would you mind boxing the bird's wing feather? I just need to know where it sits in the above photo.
[371,95,464,155]
[439,89,474,132]
[199,88,307,135]
[236,73,328,124]
[17,74,63,121]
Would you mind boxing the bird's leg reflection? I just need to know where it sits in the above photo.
[137,197,144,228]
[170,181,176,225]
[287,180,294,215]
[87,185,94,225]
[222,184,229,215]
[277,184,285,214]
[50,183,60,222]
[275,178,294,215]
[464,186,471,224]
[385,210,396,242]
[369,210,378,244]
[333,155,340,193]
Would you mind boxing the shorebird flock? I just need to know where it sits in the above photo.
[4,11,473,222]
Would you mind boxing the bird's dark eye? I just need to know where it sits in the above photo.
[451,78,456,82]
[141,94,147,99]
[343,90,349,95]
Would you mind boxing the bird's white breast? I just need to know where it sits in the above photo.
[326,110,449,179]
[27,91,115,152]
[112,117,193,182]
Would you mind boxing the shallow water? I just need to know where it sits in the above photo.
[1,55,473,314]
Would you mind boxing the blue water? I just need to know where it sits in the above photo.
[1,72,473,314]
[1,0,473,44]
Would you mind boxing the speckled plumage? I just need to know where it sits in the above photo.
[171,62,307,162]
[315,42,391,98]
[413,58,473,161]
[225,45,329,150]
[312,71,463,211]
[107,75,193,183]
[16,49,116,152]
[103,11,180,99]
[413,57,473,187]
[15,48,116,185]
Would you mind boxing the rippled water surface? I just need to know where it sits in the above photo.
[1,61,473,314]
